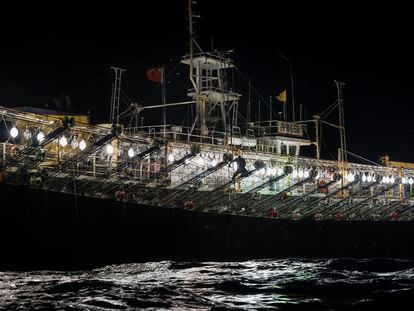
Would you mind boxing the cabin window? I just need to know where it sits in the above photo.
[289,145,297,155]
[280,143,287,154]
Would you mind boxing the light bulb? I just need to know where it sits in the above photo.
[106,144,114,155]
[79,140,86,151]
[23,128,32,140]
[10,126,18,138]
[37,131,45,143]
[128,148,135,158]
[59,136,68,147]
[71,138,79,149]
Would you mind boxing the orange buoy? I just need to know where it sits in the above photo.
[266,208,278,218]
[390,210,399,221]
[335,213,345,221]
[292,212,301,221]
[317,180,329,194]
[115,190,126,201]
[0,171,6,182]
[9,145,18,157]
[314,213,323,221]
[184,201,195,209]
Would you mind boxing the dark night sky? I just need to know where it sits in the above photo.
[1,1,413,163]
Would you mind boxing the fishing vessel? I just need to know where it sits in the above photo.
[1,1,414,269]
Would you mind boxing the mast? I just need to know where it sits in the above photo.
[183,1,240,139]
[335,80,347,188]
[247,76,251,124]
[188,0,196,92]
[269,95,272,126]
[162,64,166,136]
[187,0,206,135]
[258,99,261,126]
[314,114,321,159]
[110,67,126,125]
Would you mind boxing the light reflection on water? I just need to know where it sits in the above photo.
[1,258,414,310]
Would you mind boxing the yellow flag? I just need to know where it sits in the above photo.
[276,90,287,102]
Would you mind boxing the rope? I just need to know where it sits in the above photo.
[234,66,271,115]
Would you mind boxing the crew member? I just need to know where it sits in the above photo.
[232,156,247,181]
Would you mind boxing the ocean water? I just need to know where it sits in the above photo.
[1,259,414,310]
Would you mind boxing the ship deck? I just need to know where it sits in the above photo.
[1,105,414,222]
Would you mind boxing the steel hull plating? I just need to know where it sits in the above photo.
[1,183,413,270]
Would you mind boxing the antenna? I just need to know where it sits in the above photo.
[278,52,295,121]
[247,76,251,124]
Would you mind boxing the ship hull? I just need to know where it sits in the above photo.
[1,182,414,270]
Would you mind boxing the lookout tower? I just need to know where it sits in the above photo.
[182,52,241,136]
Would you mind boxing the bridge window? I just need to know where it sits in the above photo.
[280,143,287,154]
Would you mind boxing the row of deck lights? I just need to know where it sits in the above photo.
[349,171,414,185]
[267,167,285,176]
[10,127,414,186]
[58,135,87,150]
[90,142,414,186]
[92,138,414,185]
[402,177,414,185]
[292,168,311,179]
[9,126,88,151]
[106,146,136,158]
[10,126,34,140]
[10,126,45,143]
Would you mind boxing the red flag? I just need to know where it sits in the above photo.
[146,67,162,83]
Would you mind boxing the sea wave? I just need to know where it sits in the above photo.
[1,258,414,310]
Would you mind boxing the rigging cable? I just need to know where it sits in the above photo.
[235,65,290,123]
[346,150,380,166]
